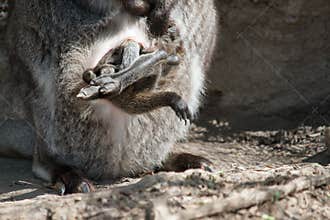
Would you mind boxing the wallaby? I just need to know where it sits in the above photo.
[1,0,217,194]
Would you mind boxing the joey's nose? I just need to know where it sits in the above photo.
[123,0,151,16]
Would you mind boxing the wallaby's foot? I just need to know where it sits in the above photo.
[161,153,214,172]
[54,168,95,195]
[33,155,95,195]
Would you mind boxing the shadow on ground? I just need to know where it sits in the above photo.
[0,158,54,202]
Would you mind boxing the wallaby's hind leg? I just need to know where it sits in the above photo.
[0,119,35,158]
[32,138,95,195]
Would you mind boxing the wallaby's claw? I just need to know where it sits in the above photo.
[54,181,66,196]
[171,98,193,124]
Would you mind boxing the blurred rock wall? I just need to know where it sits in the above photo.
[204,0,330,130]
[0,1,8,80]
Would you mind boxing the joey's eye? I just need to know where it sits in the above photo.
[123,0,150,16]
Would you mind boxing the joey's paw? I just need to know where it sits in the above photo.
[162,153,214,173]
[171,98,193,124]
[54,170,95,195]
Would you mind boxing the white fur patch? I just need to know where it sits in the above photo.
[91,99,130,176]
[86,17,151,154]
[189,56,204,115]
[170,7,204,115]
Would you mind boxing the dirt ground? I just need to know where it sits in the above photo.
[0,105,329,219]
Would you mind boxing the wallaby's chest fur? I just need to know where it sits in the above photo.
[6,0,217,180]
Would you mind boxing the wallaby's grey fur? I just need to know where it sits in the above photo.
[1,0,217,185]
